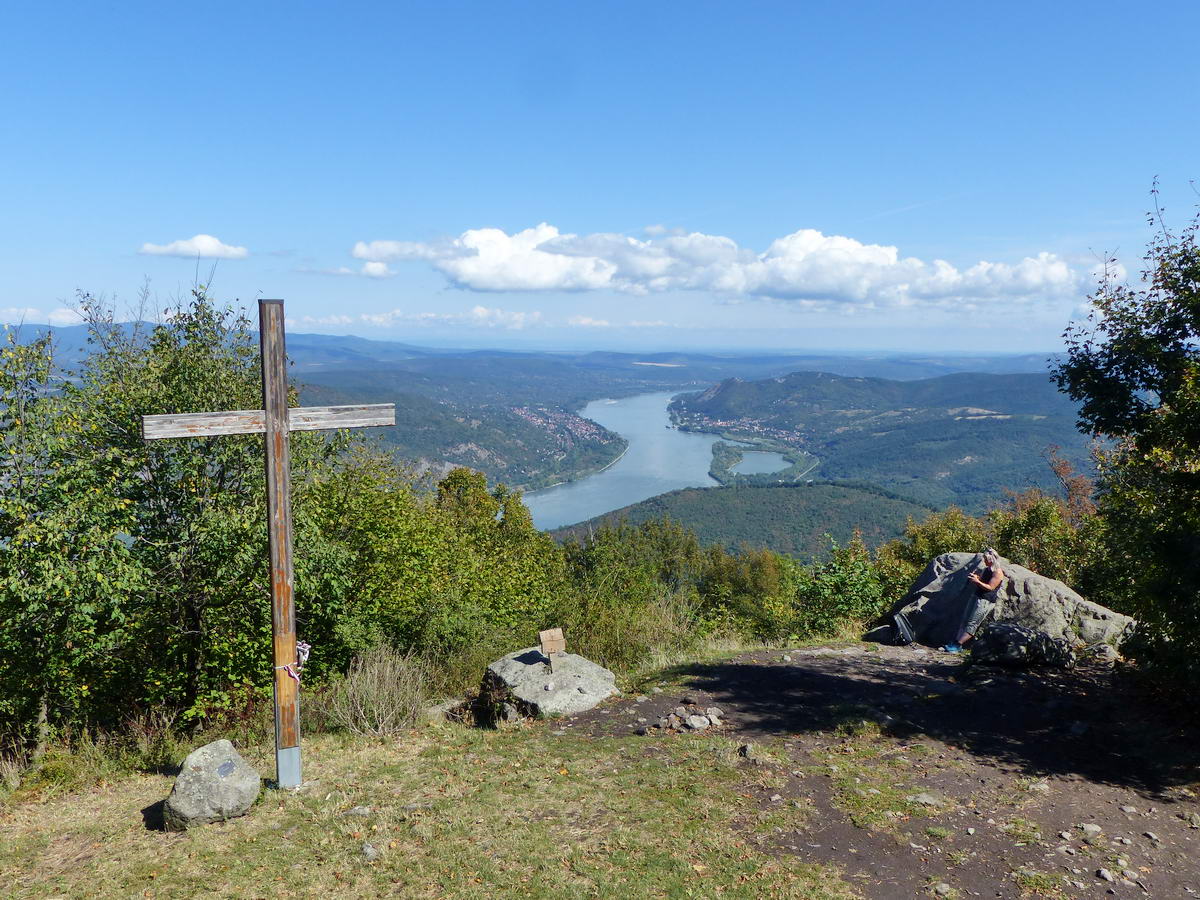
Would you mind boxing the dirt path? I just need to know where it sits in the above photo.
[555,644,1200,898]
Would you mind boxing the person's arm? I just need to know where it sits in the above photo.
[968,568,1004,590]
[981,567,1004,591]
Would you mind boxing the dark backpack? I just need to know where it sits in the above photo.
[892,612,915,646]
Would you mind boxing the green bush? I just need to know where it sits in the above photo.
[794,534,888,638]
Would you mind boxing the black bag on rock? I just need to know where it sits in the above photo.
[892,612,915,646]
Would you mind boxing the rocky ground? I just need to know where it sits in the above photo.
[553,644,1200,898]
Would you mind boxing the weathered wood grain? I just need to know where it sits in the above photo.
[141,404,394,439]
[261,300,299,753]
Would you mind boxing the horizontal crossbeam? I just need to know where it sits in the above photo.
[141,403,395,440]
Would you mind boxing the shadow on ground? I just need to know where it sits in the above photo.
[672,650,1198,795]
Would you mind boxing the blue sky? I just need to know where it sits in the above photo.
[3,1,1197,351]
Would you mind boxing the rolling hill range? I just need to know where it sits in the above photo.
[15,321,1071,495]
[670,370,1092,512]
[551,482,936,559]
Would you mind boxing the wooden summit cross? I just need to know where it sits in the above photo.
[141,299,394,788]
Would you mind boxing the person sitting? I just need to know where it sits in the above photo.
[942,549,1005,653]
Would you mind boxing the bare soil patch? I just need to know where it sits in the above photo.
[557,644,1200,898]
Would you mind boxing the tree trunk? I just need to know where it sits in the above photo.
[32,690,49,766]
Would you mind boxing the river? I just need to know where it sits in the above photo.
[524,391,787,531]
[522,392,722,530]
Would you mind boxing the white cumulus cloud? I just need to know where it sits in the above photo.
[352,224,1084,308]
[140,234,249,259]
[567,315,611,327]
[360,261,394,278]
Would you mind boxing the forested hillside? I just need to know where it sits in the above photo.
[17,320,1060,493]
[553,482,935,559]
[671,371,1093,511]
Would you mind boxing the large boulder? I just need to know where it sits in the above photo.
[872,552,1135,650]
[971,623,1078,668]
[482,648,618,720]
[163,739,261,831]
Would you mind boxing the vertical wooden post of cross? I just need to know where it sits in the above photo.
[259,299,301,788]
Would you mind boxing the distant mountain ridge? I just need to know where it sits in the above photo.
[11,320,1075,497]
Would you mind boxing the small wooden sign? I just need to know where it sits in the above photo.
[539,628,566,671]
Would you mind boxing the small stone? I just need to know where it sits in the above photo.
[1119,804,1136,813]
[1059,831,1072,840]
[906,792,941,806]
[673,706,689,717]
[651,686,663,694]
[635,726,649,736]
[738,743,759,761]
[1081,823,1103,837]
[681,694,699,704]
[1116,836,1132,845]
[966,827,975,835]
[666,714,682,729]
[501,702,521,722]
[362,842,380,861]
[656,718,671,729]
[543,682,555,691]
[1122,870,1138,881]
[867,788,881,795]
[770,794,783,802]
[933,884,952,897]
[1097,868,1115,883]
[685,714,710,731]
[1144,831,1160,842]
[1185,811,1200,828]
[705,706,723,719]
[782,655,792,662]
[345,806,372,817]
[1028,782,1050,794]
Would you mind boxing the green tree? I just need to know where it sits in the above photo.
[68,291,351,721]
[0,328,143,755]
[1052,196,1200,684]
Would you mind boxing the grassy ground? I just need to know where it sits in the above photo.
[0,725,858,899]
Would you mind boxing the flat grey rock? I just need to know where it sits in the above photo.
[163,739,260,831]
[484,648,617,718]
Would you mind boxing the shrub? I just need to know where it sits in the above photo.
[328,645,434,736]
[794,534,888,638]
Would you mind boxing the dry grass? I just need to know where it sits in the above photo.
[327,645,435,736]
[0,725,859,899]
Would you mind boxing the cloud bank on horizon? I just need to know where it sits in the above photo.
[1,306,83,327]
[350,223,1083,309]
